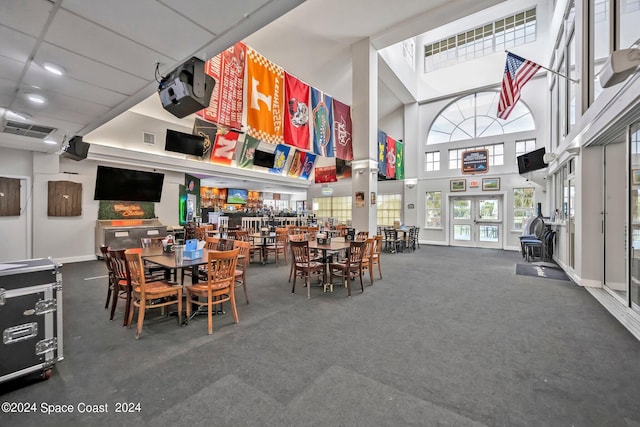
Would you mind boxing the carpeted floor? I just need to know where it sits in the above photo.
[1,245,639,426]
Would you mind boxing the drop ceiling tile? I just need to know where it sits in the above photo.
[161,0,271,34]
[0,77,18,97]
[12,93,110,125]
[0,56,25,82]
[45,9,175,79]
[0,26,38,63]
[61,0,215,61]
[0,0,52,38]
[24,63,128,108]
[36,43,149,95]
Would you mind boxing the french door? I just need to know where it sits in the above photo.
[450,196,503,249]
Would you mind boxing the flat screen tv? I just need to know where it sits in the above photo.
[165,129,205,157]
[226,188,248,204]
[94,166,164,202]
[517,147,547,174]
[253,150,275,168]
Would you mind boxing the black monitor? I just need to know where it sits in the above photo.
[517,147,547,174]
[165,129,205,157]
[253,150,276,168]
[94,166,164,202]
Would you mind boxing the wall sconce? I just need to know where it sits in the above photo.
[405,178,418,189]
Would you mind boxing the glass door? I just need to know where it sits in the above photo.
[450,196,503,248]
[604,142,627,300]
[630,122,640,311]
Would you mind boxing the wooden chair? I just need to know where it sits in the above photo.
[290,240,325,299]
[372,234,383,280]
[356,231,369,241]
[108,248,133,326]
[361,238,376,284]
[204,236,220,249]
[100,245,114,310]
[265,230,287,265]
[124,251,182,339]
[140,236,167,279]
[195,226,207,241]
[233,240,251,304]
[185,249,239,335]
[329,240,365,296]
[288,233,309,282]
[218,238,235,251]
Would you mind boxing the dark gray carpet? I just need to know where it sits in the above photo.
[1,246,640,426]
[515,263,571,281]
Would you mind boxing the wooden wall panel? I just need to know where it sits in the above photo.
[0,177,20,216]
[48,181,82,216]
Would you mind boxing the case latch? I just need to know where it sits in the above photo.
[35,299,57,315]
[36,337,57,355]
[0,288,5,306]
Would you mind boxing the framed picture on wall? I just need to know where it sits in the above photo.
[450,179,466,192]
[482,178,500,191]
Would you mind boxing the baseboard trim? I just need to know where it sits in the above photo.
[586,287,640,341]
[581,278,602,288]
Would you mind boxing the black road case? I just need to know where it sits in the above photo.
[0,258,63,383]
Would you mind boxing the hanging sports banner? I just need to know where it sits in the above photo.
[333,98,353,161]
[237,135,260,169]
[287,150,306,177]
[395,140,404,180]
[269,144,291,175]
[197,42,245,130]
[283,72,310,150]
[314,165,337,183]
[192,117,217,159]
[386,135,396,179]
[377,129,387,178]
[210,128,240,166]
[311,87,334,157]
[246,46,284,145]
[299,152,316,180]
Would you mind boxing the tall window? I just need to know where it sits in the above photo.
[567,31,577,132]
[428,92,535,144]
[312,196,352,223]
[620,0,640,49]
[377,194,402,226]
[424,8,537,72]
[425,151,441,171]
[592,0,610,102]
[513,188,535,229]
[449,143,504,169]
[425,191,442,228]
[515,139,536,156]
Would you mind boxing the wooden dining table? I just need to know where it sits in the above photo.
[306,239,351,297]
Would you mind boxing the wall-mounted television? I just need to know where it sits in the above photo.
[517,147,547,174]
[94,166,164,202]
[165,129,205,157]
[226,188,248,204]
[253,150,275,168]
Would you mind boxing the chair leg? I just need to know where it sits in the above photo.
[122,287,132,327]
[292,270,297,293]
[230,293,239,323]
[176,291,182,326]
[207,299,213,335]
[135,301,145,339]
[109,284,119,320]
[127,301,136,328]
[105,281,112,309]
[377,259,383,279]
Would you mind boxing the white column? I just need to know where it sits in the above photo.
[351,38,378,235]
[403,102,419,226]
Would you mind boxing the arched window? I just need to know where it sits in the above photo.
[427,91,535,144]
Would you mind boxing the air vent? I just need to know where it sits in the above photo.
[2,120,56,139]
[143,132,155,145]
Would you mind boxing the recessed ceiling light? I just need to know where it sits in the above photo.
[26,93,47,104]
[5,110,32,121]
[44,137,58,145]
[44,62,65,76]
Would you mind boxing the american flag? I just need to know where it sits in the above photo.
[497,52,541,119]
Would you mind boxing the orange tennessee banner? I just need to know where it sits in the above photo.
[246,47,284,145]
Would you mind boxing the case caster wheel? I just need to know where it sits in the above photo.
[41,369,52,380]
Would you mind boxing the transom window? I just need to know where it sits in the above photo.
[424,8,536,72]
[425,151,441,172]
[449,143,504,169]
[428,92,535,144]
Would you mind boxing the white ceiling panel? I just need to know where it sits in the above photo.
[0,26,38,63]
[45,9,175,77]
[36,43,149,95]
[160,0,272,35]
[0,0,52,38]
[61,0,216,61]
[23,64,128,108]
[0,77,19,97]
[11,92,109,127]
[0,56,25,83]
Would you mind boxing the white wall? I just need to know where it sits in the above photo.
[0,148,33,261]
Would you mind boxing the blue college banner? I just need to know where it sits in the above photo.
[311,87,334,157]
[269,144,291,175]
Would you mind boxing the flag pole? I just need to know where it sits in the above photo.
[505,50,580,84]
